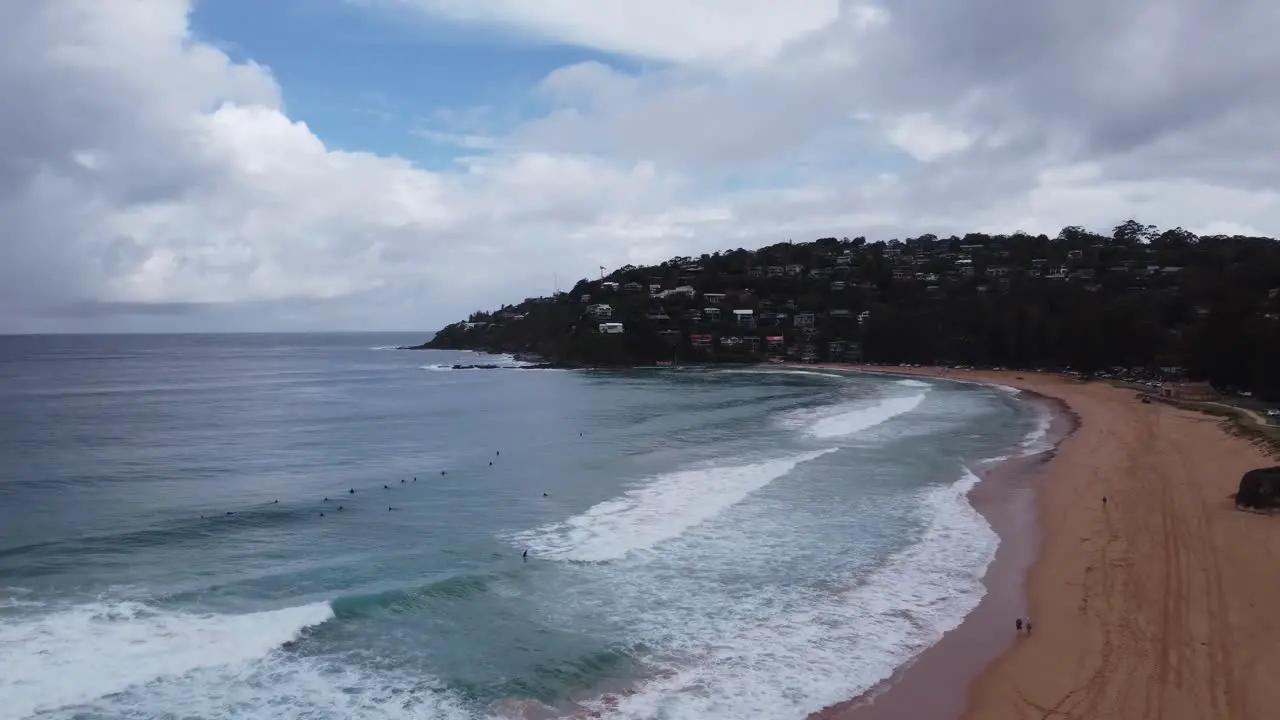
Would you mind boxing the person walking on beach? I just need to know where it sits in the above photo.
[1016,618,1023,633]
[1102,495,1107,506]
[1026,618,1033,635]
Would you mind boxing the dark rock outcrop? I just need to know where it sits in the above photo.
[1236,467,1280,512]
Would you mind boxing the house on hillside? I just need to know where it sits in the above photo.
[601,281,620,291]
[659,285,695,299]
[795,312,816,328]
[768,265,785,277]
[704,307,722,321]
[703,293,727,304]
[588,304,613,319]
[623,281,643,292]
[767,335,785,350]
[734,309,756,328]
[743,337,761,352]
[690,334,714,348]
[831,280,848,291]
[599,322,624,334]
[747,266,764,278]
[1160,382,1217,401]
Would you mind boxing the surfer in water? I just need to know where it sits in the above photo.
[523,550,528,562]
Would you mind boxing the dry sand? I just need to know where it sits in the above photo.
[810,366,1280,720]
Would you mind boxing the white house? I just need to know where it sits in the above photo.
[599,322,624,334]
[588,304,613,319]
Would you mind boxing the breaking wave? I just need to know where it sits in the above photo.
[0,599,334,719]
[508,449,838,562]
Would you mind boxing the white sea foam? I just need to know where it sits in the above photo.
[509,449,838,562]
[37,654,476,720]
[0,600,334,719]
[804,392,929,438]
[717,368,847,380]
[1018,407,1054,455]
[584,468,999,720]
[420,359,530,372]
[895,378,931,388]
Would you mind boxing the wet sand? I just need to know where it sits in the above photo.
[808,366,1280,720]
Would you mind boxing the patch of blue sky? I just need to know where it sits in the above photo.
[190,0,649,170]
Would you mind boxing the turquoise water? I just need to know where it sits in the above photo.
[0,334,1046,719]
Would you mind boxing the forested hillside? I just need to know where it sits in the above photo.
[420,221,1280,399]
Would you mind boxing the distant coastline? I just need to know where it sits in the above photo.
[416,229,1280,403]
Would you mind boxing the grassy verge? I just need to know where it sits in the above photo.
[1143,394,1280,457]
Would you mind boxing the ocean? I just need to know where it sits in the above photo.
[0,333,1049,720]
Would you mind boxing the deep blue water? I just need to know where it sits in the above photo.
[0,333,1046,720]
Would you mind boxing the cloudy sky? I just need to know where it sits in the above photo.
[2,0,1277,333]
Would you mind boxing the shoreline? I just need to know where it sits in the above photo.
[789,365,1077,720]
[802,364,1280,720]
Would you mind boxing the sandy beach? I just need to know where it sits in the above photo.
[806,366,1280,720]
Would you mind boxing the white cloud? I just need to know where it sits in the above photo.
[2,0,1279,332]
[388,0,843,66]
[885,113,975,162]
